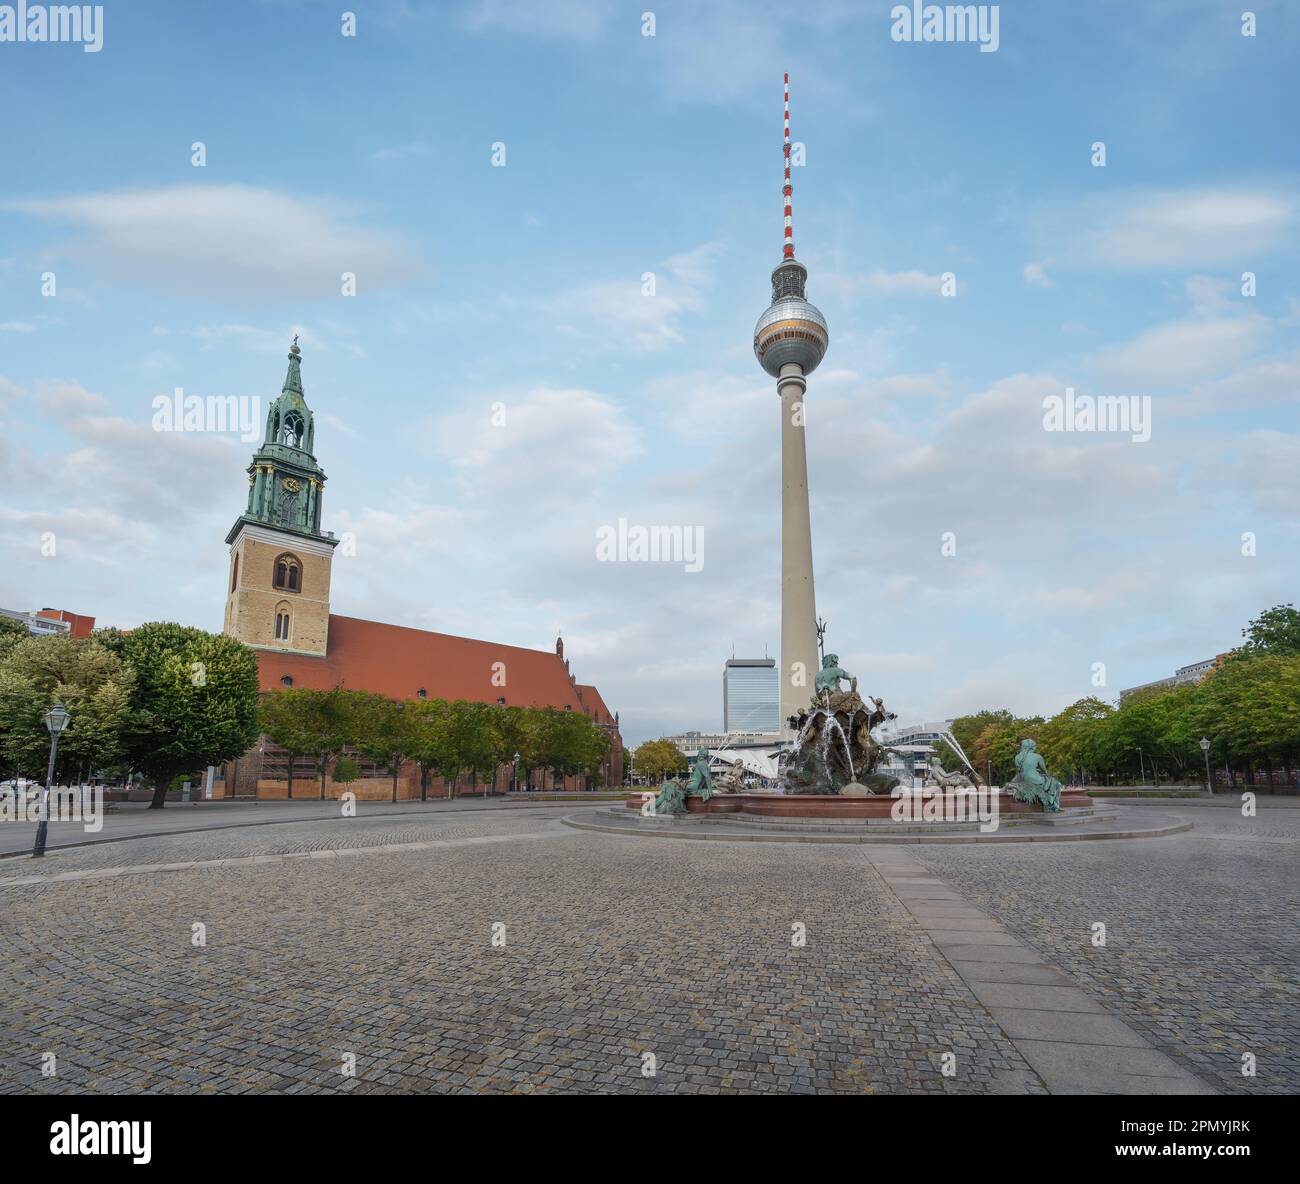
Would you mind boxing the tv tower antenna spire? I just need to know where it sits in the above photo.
[783,71,795,260]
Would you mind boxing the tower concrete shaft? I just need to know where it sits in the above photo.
[779,364,817,726]
[753,73,828,731]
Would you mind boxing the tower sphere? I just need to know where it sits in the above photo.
[754,258,829,378]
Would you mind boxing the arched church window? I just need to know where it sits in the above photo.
[230,554,239,593]
[417,688,427,700]
[273,554,302,593]
[280,412,305,448]
[274,607,291,642]
[281,675,293,688]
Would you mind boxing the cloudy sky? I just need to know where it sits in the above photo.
[2,0,1297,744]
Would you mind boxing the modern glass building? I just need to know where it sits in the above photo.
[723,658,779,734]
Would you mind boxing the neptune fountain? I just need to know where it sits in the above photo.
[781,652,901,795]
[646,632,1072,819]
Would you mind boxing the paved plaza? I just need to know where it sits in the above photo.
[0,799,1295,1094]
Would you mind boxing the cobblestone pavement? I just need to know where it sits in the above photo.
[912,803,1300,1095]
[0,808,564,878]
[0,813,1043,1095]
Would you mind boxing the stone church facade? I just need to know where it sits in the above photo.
[218,342,622,799]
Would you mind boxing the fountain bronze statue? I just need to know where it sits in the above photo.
[653,747,715,815]
[1005,738,1063,812]
[784,652,901,795]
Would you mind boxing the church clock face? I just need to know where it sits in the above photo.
[281,477,301,494]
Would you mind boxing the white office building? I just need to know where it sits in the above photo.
[723,658,779,734]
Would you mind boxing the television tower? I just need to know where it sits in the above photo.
[753,72,829,729]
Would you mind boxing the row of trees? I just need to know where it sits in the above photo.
[257,688,610,800]
[939,605,1300,788]
[0,619,610,807]
[0,619,260,809]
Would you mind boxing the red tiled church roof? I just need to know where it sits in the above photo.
[575,683,615,725]
[255,614,588,710]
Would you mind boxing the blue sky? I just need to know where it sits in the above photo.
[2,0,1298,743]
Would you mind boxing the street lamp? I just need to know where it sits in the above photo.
[33,702,71,858]
[1200,737,1213,796]
[512,752,520,794]
[1134,746,1145,787]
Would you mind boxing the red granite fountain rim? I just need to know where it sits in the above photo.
[626,789,1094,818]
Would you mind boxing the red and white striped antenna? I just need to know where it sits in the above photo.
[783,71,795,260]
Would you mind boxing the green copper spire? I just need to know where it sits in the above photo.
[281,334,305,396]
[226,337,337,548]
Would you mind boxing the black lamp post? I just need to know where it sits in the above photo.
[512,752,520,794]
[33,702,71,858]
[1200,737,1213,795]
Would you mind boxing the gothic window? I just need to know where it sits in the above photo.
[280,411,305,448]
[281,675,293,688]
[275,479,302,529]
[417,688,427,700]
[230,554,239,593]
[274,606,291,642]
[273,554,302,592]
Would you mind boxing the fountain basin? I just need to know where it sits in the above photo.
[627,788,1094,819]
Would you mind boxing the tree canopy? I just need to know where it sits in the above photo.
[103,623,261,808]
[0,633,134,782]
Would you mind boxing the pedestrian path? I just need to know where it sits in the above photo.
[863,848,1216,1095]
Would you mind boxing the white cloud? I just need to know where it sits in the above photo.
[1193,352,1300,409]
[464,0,609,40]
[370,142,431,162]
[1022,261,1054,288]
[822,268,950,298]
[548,241,722,352]
[185,323,313,354]
[1089,314,1268,384]
[1041,185,1298,271]
[5,185,421,301]
[437,386,642,485]
[1240,430,1300,515]
[28,378,111,416]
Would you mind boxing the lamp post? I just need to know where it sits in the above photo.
[1134,746,1145,786]
[33,702,71,858]
[512,752,520,794]
[1200,737,1213,796]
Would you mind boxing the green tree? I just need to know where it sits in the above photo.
[494,705,537,791]
[305,687,364,799]
[1189,651,1300,787]
[450,700,504,795]
[258,687,320,799]
[353,692,410,802]
[530,707,608,789]
[252,685,357,800]
[103,623,260,808]
[0,633,134,782]
[331,754,362,791]
[968,715,1042,785]
[401,697,459,799]
[1240,603,1300,656]
[631,738,688,784]
[0,615,28,661]
[1038,697,1114,784]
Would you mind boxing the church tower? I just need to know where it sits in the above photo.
[224,338,337,657]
